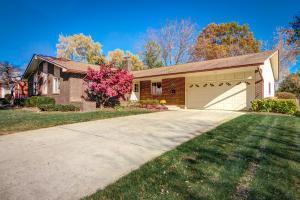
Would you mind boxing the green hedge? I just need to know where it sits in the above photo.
[251,99,298,115]
[38,104,79,112]
[0,98,10,105]
[25,96,55,107]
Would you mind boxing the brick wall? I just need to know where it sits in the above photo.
[69,74,85,102]
[28,62,85,105]
[140,77,185,106]
[140,80,152,100]
[47,64,70,104]
[255,70,263,99]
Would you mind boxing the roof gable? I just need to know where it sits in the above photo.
[37,55,101,73]
[22,54,101,78]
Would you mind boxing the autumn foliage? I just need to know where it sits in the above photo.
[84,64,133,108]
[192,22,261,61]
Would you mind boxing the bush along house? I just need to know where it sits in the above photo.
[22,50,279,111]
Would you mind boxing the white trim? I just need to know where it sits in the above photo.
[151,81,162,96]
[52,77,60,94]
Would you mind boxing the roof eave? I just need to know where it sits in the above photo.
[22,54,37,79]
[133,63,263,79]
[65,69,87,74]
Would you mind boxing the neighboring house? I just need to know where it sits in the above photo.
[0,82,10,98]
[0,81,28,99]
[22,55,102,105]
[23,50,279,110]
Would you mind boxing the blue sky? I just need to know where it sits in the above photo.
[0,0,299,71]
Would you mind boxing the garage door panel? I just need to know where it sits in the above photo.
[187,80,254,110]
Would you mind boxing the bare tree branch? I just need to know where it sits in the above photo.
[146,19,198,66]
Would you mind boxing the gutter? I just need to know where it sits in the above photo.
[133,63,263,79]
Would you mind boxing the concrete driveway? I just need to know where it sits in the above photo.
[0,110,242,200]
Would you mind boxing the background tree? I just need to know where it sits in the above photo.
[273,28,298,78]
[107,49,144,71]
[272,15,299,79]
[142,41,163,68]
[127,52,144,71]
[277,73,300,98]
[146,19,198,66]
[107,49,124,68]
[0,62,21,103]
[56,33,106,64]
[287,15,300,48]
[192,22,261,61]
[84,64,133,108]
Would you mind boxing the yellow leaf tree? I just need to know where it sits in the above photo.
[56,33,106,64]
[107,49,144,71]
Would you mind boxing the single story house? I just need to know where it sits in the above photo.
[131,50,279,110]
[22,50,279,110]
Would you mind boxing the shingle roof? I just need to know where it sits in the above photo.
[132,50,277,79]
[24,50,277,79]
[37,55,100,73]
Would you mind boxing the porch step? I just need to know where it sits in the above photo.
[166,105,182,111]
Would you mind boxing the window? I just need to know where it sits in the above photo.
[268,82,271,95]
[151,82,162,95]
[134,83,139,92]
[39,62,48,94]
[170,83,176,94]
[53,77,60,94]
[33,73,38,95]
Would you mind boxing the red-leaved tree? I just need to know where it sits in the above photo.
[84,63,133,108]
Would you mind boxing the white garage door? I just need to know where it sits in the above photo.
[187,80,254,110]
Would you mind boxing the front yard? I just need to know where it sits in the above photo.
[0,109,151,135]
[84,114,300,200]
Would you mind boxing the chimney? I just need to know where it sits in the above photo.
[123,56,132,71]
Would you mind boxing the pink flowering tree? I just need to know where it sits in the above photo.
[84,63,133,108]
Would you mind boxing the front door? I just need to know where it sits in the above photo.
[130,82,140,101]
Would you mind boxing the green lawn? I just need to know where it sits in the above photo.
[0,109,151,134]
[84,114,300,200]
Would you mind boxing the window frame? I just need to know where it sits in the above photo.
[52,77,60,94]
[33,73,38,95]
[134,83,139,93]
[151,81,162,96]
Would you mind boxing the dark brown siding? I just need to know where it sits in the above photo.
[140,80,152,100]
[28,74,34,96]
[140,77,185,106]
[162,77,185,105]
